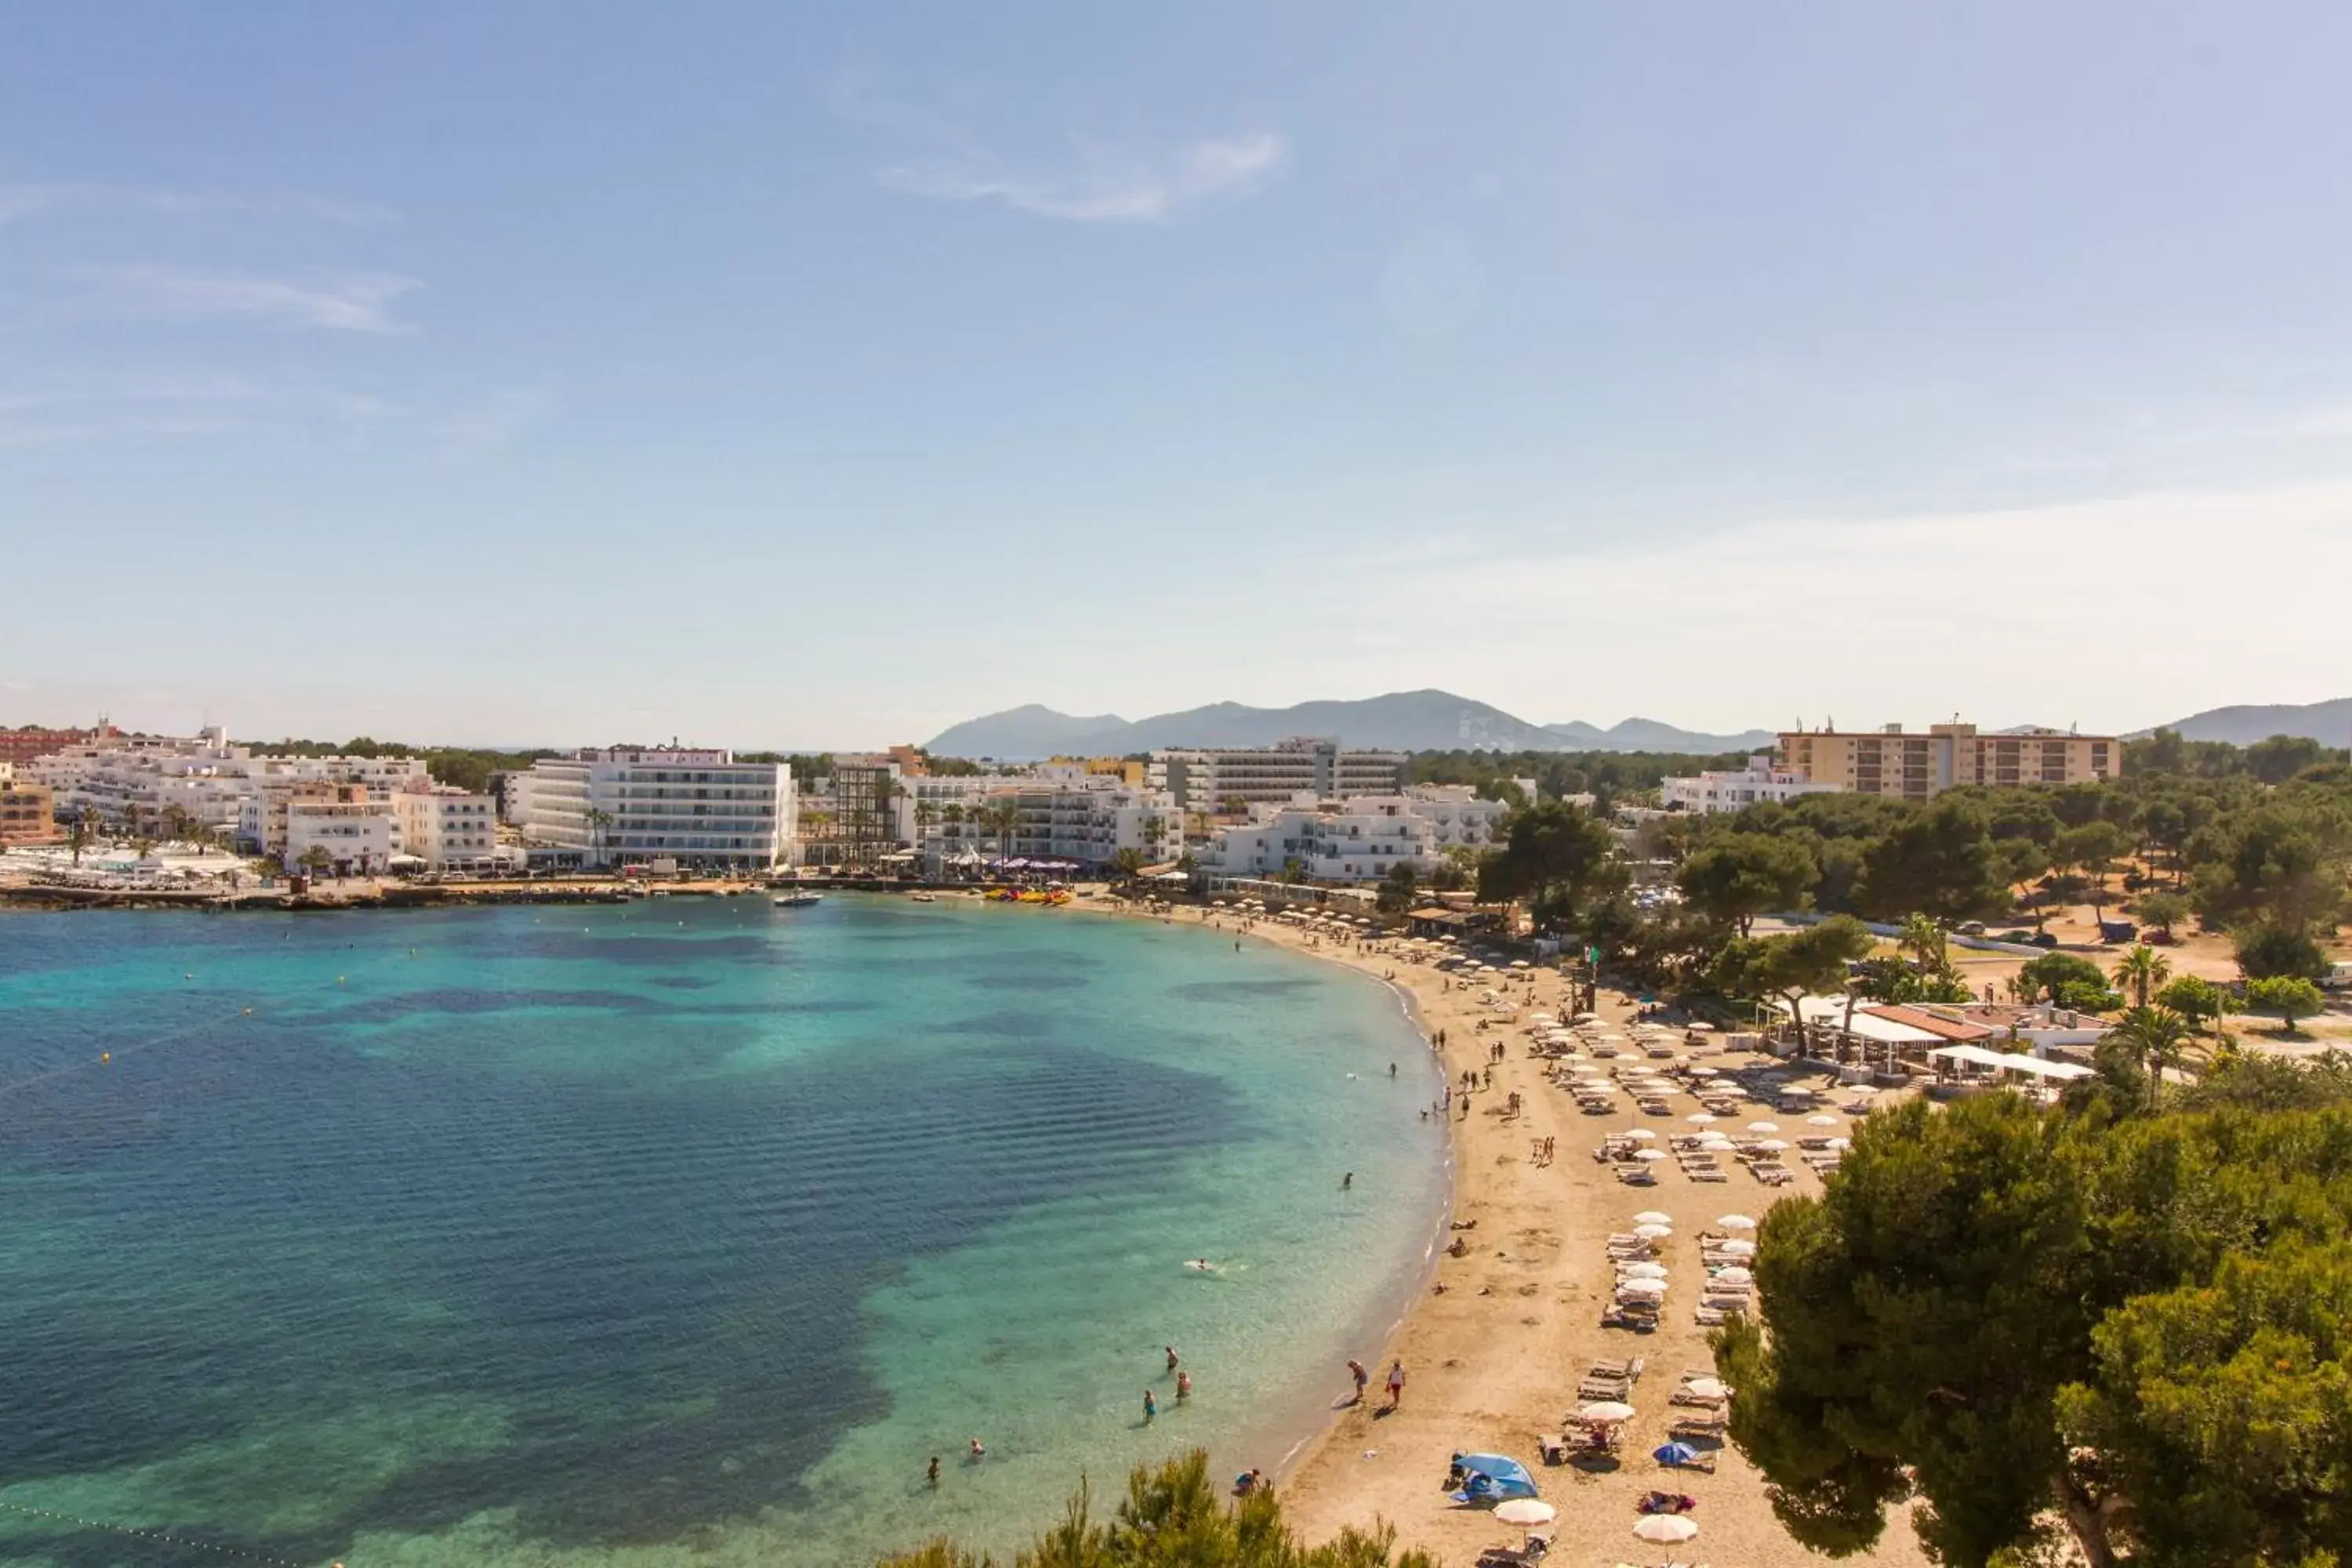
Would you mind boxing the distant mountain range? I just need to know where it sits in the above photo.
[924,690,1778,760]
[2140,698,2352,747]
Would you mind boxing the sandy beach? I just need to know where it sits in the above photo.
[1145,898,1935,1568]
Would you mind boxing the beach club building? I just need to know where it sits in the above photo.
[510,747,793,870]
[390,782,501,872]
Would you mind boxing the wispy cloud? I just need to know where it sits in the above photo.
[880,132,1287,223]
[84,266,422,333]
[431,389,557,459]
[0,183,392,227]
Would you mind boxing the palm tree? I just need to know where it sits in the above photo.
[1111,847,1149,887]
[583,808,615,869]
[2111,945,2172,1011]
[67,811,96,867]
[1896,913,1949,978]
[2111,1005,2189,1112]
[298,844,335,882]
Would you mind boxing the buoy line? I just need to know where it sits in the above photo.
[0,1498,318,1566]
[0,1002,267,1100]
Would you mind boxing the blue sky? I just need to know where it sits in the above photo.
[6,2,2352,746]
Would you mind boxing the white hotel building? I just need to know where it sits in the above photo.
[510,748,793,870]
[1195,787,1512,882]
[900,768,1182,873]
[1661,756,1844,815]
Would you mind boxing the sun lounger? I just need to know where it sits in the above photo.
[1614,1166,1658,1185]
[1686,1165,1728,1181]
[1670,1413,1729,1439]
[1590,1355,1644,1380]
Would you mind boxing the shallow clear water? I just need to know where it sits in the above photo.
[0,898,1444,1567]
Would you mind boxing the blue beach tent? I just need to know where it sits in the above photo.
[1450,1453,1538,1503]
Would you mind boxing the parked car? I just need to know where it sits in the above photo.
[2029,932,2060,948]
[1956,921,1987,936]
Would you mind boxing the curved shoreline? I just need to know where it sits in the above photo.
[1102,897,1931,1568]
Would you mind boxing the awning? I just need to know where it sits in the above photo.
[1929,1044,2095,1080]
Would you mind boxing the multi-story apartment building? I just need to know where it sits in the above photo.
[1148,738,1409,815]
[35,729,430,839]
[510,748,793,869]
[1777,722,2114,800]
[282,785,395,876]
[0,724,94,770]
[0,764,60,846]
[390,783,500,871]
[1662,756,1846,814]
[1193,789,1511,882]
[905,772,1181,873]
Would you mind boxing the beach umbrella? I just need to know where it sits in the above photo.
[1716,1214,1757,1230]
[1756,1138,1789,1152]
[1807,1113,1841,1127]
[1711,1266,1753,1285]
[1494,1499,1556,1527]
[1632,1210,1671,1225]
[1686,1065,1717,1077]
[1683,1377,1730,1399]
[1633,1221,1673,1236]
[1699,1137,1737,1152]
[1632,1149,1668,1163]
[1747,1121,1780,1134]
[1719,1237,1757,1256]
[1617,1278,1667,1299]
[1621,1128,1657,1142]
[1686,1112,1718,1125]
[1653,1441,1701,1467]
[1827,1137,1851,1149]
[1634,1515,1699,1544]
[1573,1011,1600,1023]
[1621,1261,1668,1279]
[1579,1400,1637,1422]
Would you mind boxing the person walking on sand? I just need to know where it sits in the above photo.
[1385,1359,1405,1410]
[1348,1358,1369,1403]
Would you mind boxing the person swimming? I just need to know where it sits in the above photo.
[968,1436,985,1461]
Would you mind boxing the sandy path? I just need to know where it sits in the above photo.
[1160,903,1933,1568]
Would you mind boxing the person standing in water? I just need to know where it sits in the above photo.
[1177,1370,1192,1400]
[1143,1388,1158,1421]
[1341,1171,1353,1189]
[927,1455,940,1486]
[1348,1359,1369,1403]
[1166,1345,1181,1372]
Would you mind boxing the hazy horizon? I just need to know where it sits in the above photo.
[10,4,2352,745]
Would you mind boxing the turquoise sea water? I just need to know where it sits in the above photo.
[0,897,1445,1567]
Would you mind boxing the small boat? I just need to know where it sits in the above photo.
[772,890,823,909]
[909,891,938,903]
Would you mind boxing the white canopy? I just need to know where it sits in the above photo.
[1930,1044,2095,1081]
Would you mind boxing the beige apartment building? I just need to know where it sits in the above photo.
[1778,722,2115,800]
[0,765,60,846]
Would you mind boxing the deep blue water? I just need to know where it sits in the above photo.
[0,898,1443,1566]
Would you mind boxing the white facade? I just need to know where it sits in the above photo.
[392,785,499,870]
[1194,787,1512,883]
[896,773,1179,872]
[1661,756,1844,815]
[1149,739,1409,815]
[283,799,396,876]
[32,730,434,839]
[511,748,793,869]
